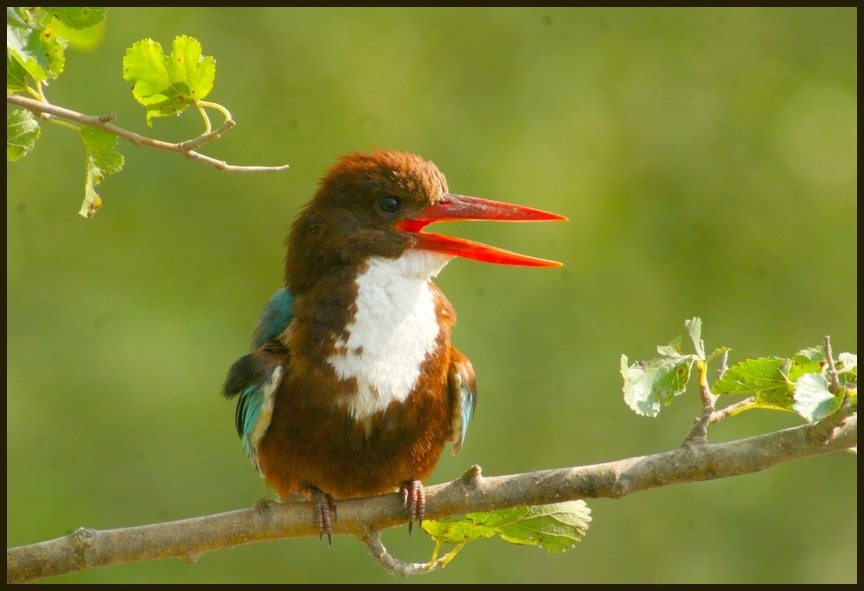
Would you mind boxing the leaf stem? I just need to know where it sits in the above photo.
[198,100,233,125]
[195,103,212,135]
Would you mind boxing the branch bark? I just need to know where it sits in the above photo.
[6,413,856,583]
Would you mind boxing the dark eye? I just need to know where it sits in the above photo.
[378,195,402,214]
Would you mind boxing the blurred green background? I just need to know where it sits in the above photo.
[6,7,856,584]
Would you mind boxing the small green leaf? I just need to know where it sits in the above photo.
[122,35,216,126]
[846,387,857,410]
[685,317,705,357]
[837,352,857,375]
[7,27,48,85]
[792,373,838,421]
[793,346,826,364]
[423,502,591,553]
[656,334,684,358]
[621,354,693,417]
[79,126,124,218]
[6,54,31,93]
[421,516,498,544]
[7,6,32,28]
[48,7,108,29]
[786,357,826,385]
[706,346,731,362]
[167,36,215,103]
[24,26,67,80]
[49,9,107,51]
[7,109,42,161]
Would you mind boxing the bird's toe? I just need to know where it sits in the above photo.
[400,479,426,536]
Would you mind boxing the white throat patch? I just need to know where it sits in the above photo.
[327,250,452,421]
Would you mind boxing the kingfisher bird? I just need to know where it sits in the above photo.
[223,149,565,541]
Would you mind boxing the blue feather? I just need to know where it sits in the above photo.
[460,388,476,447]
[235,365,282,474]
[223,288,294,474]
[251,288,295,348]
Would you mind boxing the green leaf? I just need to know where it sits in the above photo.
[7,6,53,28]
[706,346,732,362]
[7,6,31,28]
[7,109,41,161]
[48,9,107,51]
[79,126,124,218]
[846,386,857,410]
[793,346,826,363]
[713,358,793,409]
[837,352,857,376]
[7,26,46,85]
[477,503,592,552]
[423,502,591,553]
[786,356,825,385]
[656,334,684,358]
[685,317,705,357]
[47,7,108,29]
[792,373,839,421]
[621,353,693,417]
[122,36,216,126]
[6,53,32,94]
[421,516,498,545]
[18,25,67,81]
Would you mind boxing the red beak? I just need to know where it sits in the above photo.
[395,193,567,267]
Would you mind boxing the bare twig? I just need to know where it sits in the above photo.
[6,413,856,583]
[361,530,452,576]
[717,350,729,380]
[6,94,290,172]
[709,396,757,423]
[822,335,842,395]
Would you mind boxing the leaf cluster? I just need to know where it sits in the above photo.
[621,317,857,423]
[7,8,233,217]
[7,7,116,217]
[715,349,857,421]
[7,7,107,156]
[7,7,106,95]
[122,36,218,127]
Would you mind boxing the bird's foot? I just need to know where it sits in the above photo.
[400,479,425,536]
[310,487,336,545]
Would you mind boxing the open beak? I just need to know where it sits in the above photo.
[395,193,567,267]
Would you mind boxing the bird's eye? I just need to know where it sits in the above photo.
[378,196,402,214]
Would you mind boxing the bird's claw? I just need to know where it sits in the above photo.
[400,479,425,536]
[311,487,336,545]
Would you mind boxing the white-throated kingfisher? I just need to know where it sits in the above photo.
[223,149,565,541]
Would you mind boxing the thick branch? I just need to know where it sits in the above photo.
[6,94,290,172]
[6,414,855,583]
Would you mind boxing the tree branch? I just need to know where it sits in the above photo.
[6,94,290,172]
[6,413,855,583]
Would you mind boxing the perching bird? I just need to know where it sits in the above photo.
[223,149,565,541]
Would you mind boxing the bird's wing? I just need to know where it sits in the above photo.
[223,344,286,476]
[250,287,296,349]
[223,288,295,475]
[447,347,478,455]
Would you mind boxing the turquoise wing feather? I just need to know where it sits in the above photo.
[223,289,294,474]
[251,288,295,348]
